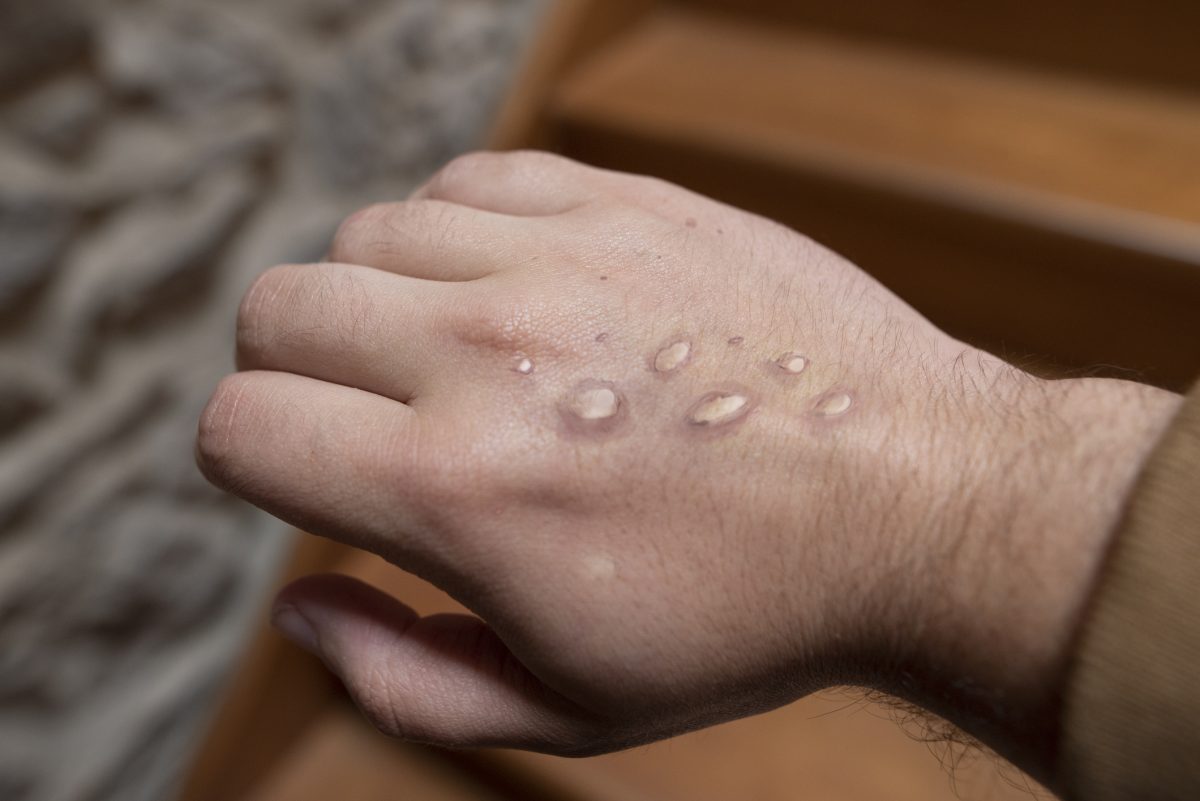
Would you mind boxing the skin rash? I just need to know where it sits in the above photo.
[550,339,851,438]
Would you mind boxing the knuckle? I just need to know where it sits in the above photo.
[195,373,255,486]
[429,150,497,189]
[429,150,570,193]
[505,148,574,174]
[235,265,294,363]
[447,293,522,351]
[329,202,394,262]
[445,287,574,359]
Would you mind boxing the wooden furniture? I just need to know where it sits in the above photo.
[181,1,1200,799]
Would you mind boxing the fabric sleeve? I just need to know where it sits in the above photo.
[1058,382,1200,801]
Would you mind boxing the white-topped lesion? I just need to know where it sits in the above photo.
[775,352,808,374]
[653,340,691,373]
[687,391,751,427]
[558,379,627,436]
[813,391,853,417]
[569,386,620,420]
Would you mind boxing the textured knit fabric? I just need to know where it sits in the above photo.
[1059,382,1200,801]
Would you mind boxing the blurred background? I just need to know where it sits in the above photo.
[2,1,1198,800]
[0,0,540,799]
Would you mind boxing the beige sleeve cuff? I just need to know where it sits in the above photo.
[1058,382,1200,801]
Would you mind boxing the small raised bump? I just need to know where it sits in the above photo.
[687,391,751,427]
[514,357,534,375]
[582,553,616,580]
[559,380,627,436]
[813,391,853,417]
[570,387,619,420]
[775,352,808,374]
[653,340,691,373]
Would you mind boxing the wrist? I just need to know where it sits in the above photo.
[876,365,1181,782]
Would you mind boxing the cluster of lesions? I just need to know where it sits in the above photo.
[650,337,853,426]
[520,334,854,436]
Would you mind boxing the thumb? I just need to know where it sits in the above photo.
[271,573,601,755]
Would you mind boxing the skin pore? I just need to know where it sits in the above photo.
[196,151,1182,793]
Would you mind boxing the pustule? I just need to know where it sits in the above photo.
[774,352,808,374]
[582,553,617,581]
[514,356,534,374]
[686,388,756,429]
[559,379,627,435]
[812,390,854,417]
[652,339,692,374]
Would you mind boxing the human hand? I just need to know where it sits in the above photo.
[196,152,1180,781]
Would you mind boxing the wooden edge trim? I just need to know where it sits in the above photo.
[487,0,655,151]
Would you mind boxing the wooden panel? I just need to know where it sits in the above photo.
[551,10,1200,387]
[678,0,1200,92]
[556,11,1200,225]
[488,0,653,150]
[249,703,513,801]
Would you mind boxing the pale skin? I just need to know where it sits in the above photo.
[196,151,1182,792]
